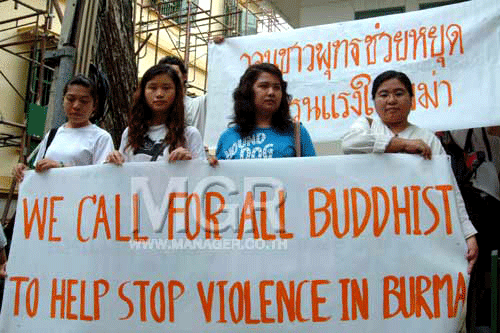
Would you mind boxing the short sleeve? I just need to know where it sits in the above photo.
[185,126,206,160]
[93,131,115,164]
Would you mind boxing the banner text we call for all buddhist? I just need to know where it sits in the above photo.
[1,155,469,332]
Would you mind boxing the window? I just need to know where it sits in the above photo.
[26,49,54,107]
[25,48,56,140]
[355,7,405,20]
[239,9,258,36]
[419,0,470,10]
[223,0,258,37]
[154,0,199,24]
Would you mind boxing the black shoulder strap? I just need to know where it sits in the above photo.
[464,128,474,153]
[366,117,373,127]
[463,128,493,161]
[42,128,58,159]
[481,127,493,161]
[294,121,301,157]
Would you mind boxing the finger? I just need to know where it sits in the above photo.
[419,145,431,160]
[208,157,218,167]
[111,153,124,165]
[168,152,178,162]
[425,147,432,160]
[422,149,431,160]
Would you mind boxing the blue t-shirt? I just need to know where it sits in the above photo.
[216,124,316,160]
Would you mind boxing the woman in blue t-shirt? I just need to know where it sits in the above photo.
[216,63,315,160]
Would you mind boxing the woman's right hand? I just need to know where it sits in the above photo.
[106,151,125,165]
[169,147,192,162]
[12,163,27,183]
[388,137,432,160]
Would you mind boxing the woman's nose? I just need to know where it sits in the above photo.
[72,100,82,109]
[387,94,397,103]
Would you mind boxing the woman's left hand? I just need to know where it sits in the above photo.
[465,235,479,274]
[168,147,192,162]
[35,158,61,172]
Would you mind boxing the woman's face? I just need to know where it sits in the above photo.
[144,73,176,116]
[252,71,283,118]
[63,84,95,128]
[374,78,413,128]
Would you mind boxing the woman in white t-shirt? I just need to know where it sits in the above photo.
[106,64,204,164]
[13,75,114,182]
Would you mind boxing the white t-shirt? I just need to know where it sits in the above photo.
[184,95,207,138]
[119,125,205,162]
[35,124,114,166]
[342,116,477,239]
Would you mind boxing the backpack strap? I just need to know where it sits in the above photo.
[464,128,474,153]
[294,121,301,157]
[42,128,58,159]
[480,127,493,161]
[366,117,373,127]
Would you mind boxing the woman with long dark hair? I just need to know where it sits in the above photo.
[216,63,315,160]
[106,64,204,164]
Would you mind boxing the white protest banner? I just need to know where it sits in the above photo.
[0,155,469,332]
[205,0,500,148]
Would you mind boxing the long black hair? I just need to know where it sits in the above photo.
[127,64,185,152]
[231,63,293,138]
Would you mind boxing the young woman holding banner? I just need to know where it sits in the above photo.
[216,63,316,159]
[341,70,478,274]
[12,75,114,182]
[106,64,205,164]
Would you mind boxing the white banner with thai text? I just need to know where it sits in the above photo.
[205,0,500,147]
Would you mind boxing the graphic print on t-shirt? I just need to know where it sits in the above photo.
[223,132,275,159]
[134,136,165,159]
